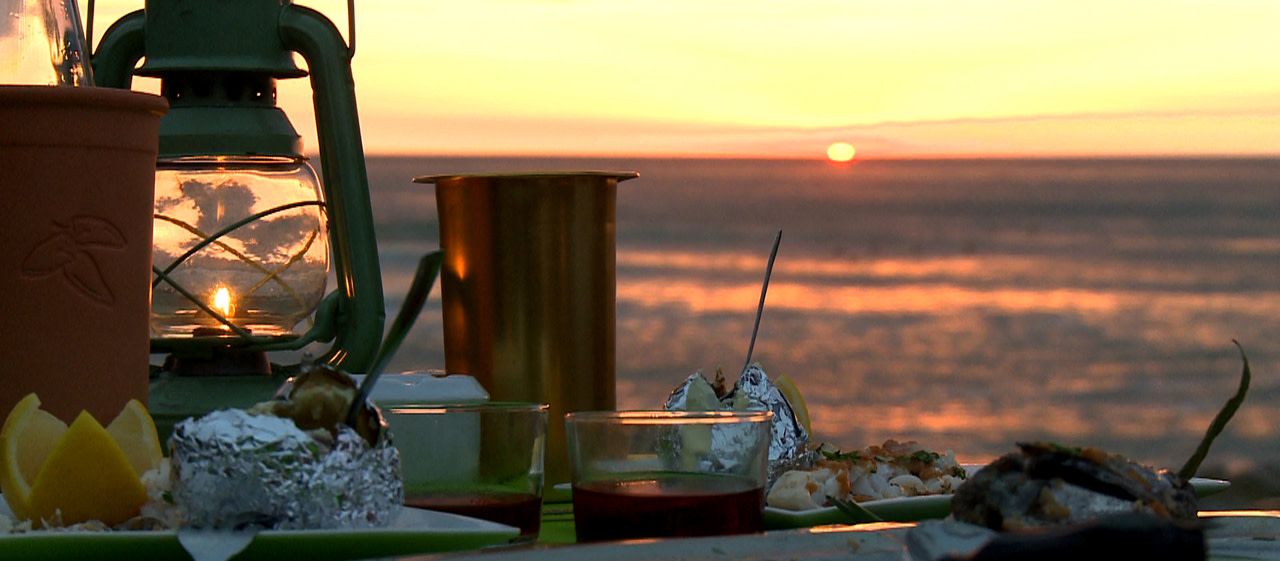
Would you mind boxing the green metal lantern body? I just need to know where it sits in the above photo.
[92,0,385,372]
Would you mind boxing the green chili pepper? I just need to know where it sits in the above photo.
[1178,340,1251,480]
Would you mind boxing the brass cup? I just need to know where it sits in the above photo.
[414,171,637,493]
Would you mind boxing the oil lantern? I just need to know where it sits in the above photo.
[91,0,385,436]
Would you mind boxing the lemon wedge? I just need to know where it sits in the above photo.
[1,393,67,522]
[1,394,158,528]
[774,374,811,435]
[106,399,163,477]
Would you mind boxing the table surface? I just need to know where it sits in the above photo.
[4,498,1278,560]
[388,504,1280,561]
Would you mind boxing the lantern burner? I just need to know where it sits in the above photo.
[162,344,271,377]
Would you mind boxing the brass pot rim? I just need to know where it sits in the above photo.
[412,170,638,184]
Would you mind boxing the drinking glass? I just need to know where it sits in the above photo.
[386,402,548,543]
[565,410,772,542]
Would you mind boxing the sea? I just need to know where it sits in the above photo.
[363,156,1280,508]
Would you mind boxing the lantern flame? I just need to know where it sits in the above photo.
[212,287,234,318]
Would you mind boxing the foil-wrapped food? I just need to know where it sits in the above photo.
[951,442,1199,531]
[665,364,810,484]
[169,364,403,530]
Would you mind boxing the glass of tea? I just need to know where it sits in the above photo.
[386,402,549,542]
[565,410,773,542]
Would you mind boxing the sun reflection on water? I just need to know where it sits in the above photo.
[612,246,1278,473]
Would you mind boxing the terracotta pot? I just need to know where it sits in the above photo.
[0,86,167,423]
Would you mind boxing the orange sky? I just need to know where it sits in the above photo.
[90,1,1280,159]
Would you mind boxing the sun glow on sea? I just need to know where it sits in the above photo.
[826,143,856,162]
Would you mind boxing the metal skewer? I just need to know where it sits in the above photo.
[744,230,782,374]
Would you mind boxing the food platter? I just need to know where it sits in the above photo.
[763,465,1231,530]
[0,498,519,561]
[765,493,958,528]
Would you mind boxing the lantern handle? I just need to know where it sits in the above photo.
[280,4,385,370]
[347,0,356,59]
[86,1,354,61]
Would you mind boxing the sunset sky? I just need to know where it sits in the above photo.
[89,1,1280,159]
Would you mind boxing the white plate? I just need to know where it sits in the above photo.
[763,472,1231,530]
[0,497,519,561]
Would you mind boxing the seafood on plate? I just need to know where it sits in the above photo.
[663,365,966,511]
[952,344,1251,530]
[951,441,1199,530]
[766,439,966,511]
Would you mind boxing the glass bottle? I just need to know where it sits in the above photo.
[0,0,92,85]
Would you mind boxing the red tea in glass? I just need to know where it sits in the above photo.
[566,410,773,542]
[572,473,765,542]
[407,491,543,540]
[389,402,549,543]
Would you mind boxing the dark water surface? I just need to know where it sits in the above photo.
[366,156,1280,508]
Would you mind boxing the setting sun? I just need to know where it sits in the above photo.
[826,143,856,162]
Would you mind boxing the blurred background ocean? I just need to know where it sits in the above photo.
[365,156,1280,508]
